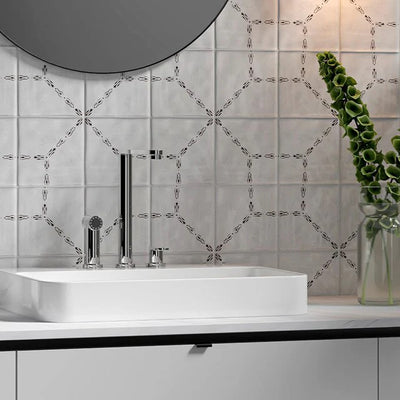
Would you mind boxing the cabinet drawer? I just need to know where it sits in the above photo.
[379,337,400,400]
[0,351,15,400]
[18,338,377,400]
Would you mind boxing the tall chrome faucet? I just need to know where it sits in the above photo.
[117,150,163,268]
[117,151,134,268]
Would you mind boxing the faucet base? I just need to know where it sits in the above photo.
[146,262,166,268]
[116,262,135,269]
[81,263,103,270]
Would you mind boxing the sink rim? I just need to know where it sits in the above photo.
[1,265,306,285]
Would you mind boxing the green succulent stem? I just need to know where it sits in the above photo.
[381,231,394,305]
[360,228,376,305]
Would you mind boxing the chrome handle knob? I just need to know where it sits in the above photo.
[147,247,169,268]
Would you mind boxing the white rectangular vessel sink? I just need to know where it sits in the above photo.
[0,265,307,322]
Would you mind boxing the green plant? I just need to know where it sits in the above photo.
[317,51,400,203]
[317,51,400,304]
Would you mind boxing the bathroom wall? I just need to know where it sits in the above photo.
[0,0,398,295]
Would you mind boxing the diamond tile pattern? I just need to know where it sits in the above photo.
[0,0,398,295]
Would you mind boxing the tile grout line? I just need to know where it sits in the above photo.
[2,181,360,187]
[213,21,218,264]
[1,182,356,189]
[4,115,400,121]
[149,67,153,255]
[4,44,400,54]
[276,0,281,270]
[338,0,343,295]
[15,48,20,270]
[83,73,87,225]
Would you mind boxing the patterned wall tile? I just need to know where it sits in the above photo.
[279,0,340,51]
[216,0,278,50]
[216,185,277,254]
[0,47,16,116]
[0,188,16,256]
[340,249,357,295]
[279,119,339,184]
[18,118,84,186]
[341,0,399,52]
[85,118,150,186]
[86,71,149,117]
[18,187,83,258]
[279,51,335,118]
[151,118,214,185]
[18,257,81,269]
[19,53,84,116]
[164,253,213,265]
[217,51,277,117]
[151,185,215,254]
[0,118,17,186]
[340,184,360,252]
[216,119,277,184]
[152,51,214,117]
[279,184,340,252]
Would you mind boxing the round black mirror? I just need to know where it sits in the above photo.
[0,0,227,74]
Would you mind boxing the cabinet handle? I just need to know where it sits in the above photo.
[194,344,213,348]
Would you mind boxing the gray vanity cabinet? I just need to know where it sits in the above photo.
[17,338,377,400]
[379,337,400,400]
[0,352,15,400]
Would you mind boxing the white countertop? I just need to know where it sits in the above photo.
[0,296,399,342]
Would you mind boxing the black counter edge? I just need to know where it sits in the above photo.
[1,327,400,351]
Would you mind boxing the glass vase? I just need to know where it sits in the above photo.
[358,199,400,305]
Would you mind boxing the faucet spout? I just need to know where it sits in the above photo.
[116,149,163,268]
[116,151,135,268]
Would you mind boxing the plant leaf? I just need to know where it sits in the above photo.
[392,138,400,153]
[357,115,373,127]
[349,140,360,154]
[384,151,397,165]
[333,73,347,87]
[361,149,376,162]
[386,165,400,179]
[347,85,361,100]
[367,181,381,195]
[345,101,363,118]
[329,86,343,101]
[360,130,375,142]
[378,165,389,181]
[361,164,377,176]
[346,126,359,139]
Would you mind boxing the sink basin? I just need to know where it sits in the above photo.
[0,265,307,322]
